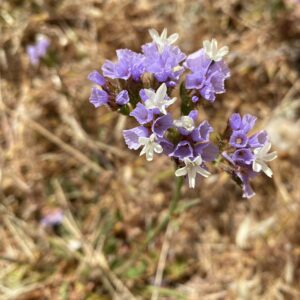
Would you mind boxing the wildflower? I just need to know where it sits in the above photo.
[27,36,50,65]
[175,156,211,188]
[229,113,257,134]
[203,38,229,61]
[88,70,106,86]
[116,90,130,105]
[89,87,109,108]
[252,142,277,177]
[102,49,145,81]
[152,114,173,137]
[144,83,176,114]
[130,103,154,124]
[149,28,179,53]
[139,133,163,161]
[142,42,186,84]
[41,210,64,227]
[173,116,195,133]
[229,130,249,148]
[123,126,149,150]
[184,49,230,102]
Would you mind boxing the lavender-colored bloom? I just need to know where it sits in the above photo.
[142,42,186,84]
[232,149,254,165]
[89,88,109,108]
[152,114,173,137]
[194,142,219,161]
[130,103,154,124]
[41,210,64,227]
[27,36,50,65]
[158,137,174,155]
[237,168,256,199]
[229,130,248,148]
[116,90,130,105]
[102,49,145,81]
[191,120,213,142]
[174,111,197,136]
[123,126,149,150]
[184,49,230,102]
[170,140,194,159]
[229,113,256,134]
[248,130,268,148]
[88,70,106,86]
[192,95,199,103]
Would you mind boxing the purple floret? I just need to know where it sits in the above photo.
[152,114,173,137]
[88,70,106,86]
[102,49,145,81]
[123,126,149,150]
[116,90,130,105]
[229,130,248,148]
[89,88,109,108]
[27,36,50,65]
[232,149,254,165]
[191,120,213,142]
[142,42,186,84]
[170,140,194,160]
[248,130,268,148]
[130,103,154,124]
[184,49,230,102]
[229,113,256,134]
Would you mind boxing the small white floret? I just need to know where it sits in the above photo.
[203,38,229,61]
[149,28,179,53]
[252,142,277,178]
[175,156,210,188]
[173,116,195,132]
[138,133,163,161]
[144,83,176,115]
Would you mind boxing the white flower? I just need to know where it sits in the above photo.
[173,116,195,132]
[252,142,277,178]
[175,156,211,188]
[203,38,229,61]
[138,133,163,161]
[149,28,179,53]
[144,83,176,115]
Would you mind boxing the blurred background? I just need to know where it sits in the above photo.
[1,0,300,299]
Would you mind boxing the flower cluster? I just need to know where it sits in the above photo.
[88,29,277,198]
[27,36,50,65]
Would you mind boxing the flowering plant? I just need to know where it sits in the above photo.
[88,29,277,199]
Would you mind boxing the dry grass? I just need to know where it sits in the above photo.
[1,0,300,299]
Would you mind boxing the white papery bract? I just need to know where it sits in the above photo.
[138,133,163,161]
[175,156,211,188]
[144,83,176,115]
[173,116,195,132]
[252,142,277,177]
[149,28,179,53]
[203,38,229,61]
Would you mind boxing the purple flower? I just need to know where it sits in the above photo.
[194,142,219,161]
[130,103,154,124]
[191,120,213,142]
[174,111,197,136]
[89,87,109,108]
[237,167,256,199]
[170,140,194,159]
[248,130,268,148]
[158,137,174,155]
[229,113,256,134]
[152,114,173,137]
[41,210,64,227]
[184,49,230,102]
[192,95,199,103]
[27,36,50,65]
[88,70,106,86]
[142,42,186,84]
[229,130,248,148]
[232,149,254,165]
[123,126,149,150]
[102,49,145,81]
[116,90,130,105]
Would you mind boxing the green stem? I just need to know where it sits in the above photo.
[115,175,184,275]
[146,176,184,244]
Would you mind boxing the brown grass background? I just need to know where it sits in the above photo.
[1,0,300,299]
